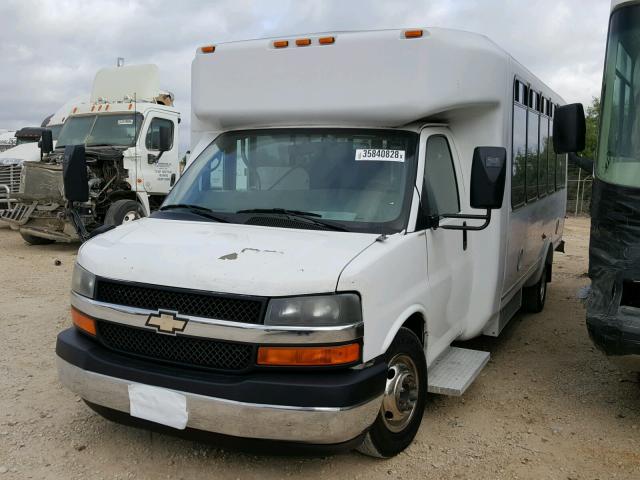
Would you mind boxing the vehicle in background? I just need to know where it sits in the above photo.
[0,130,16,152]
[0,64,181,244]
[0,96,89,213]
[571,0,640,372]
[56,28,583,457]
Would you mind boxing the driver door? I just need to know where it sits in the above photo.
[420,128,473,355]
[139,113,178,194]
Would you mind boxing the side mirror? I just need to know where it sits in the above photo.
[40,129,54,159]
[470,146,507,210]
[62,145,89,202]
[438,146,506,232]
[158,126,171,152]
[553,103,586,154]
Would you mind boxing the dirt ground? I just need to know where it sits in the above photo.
[0,217,638,480]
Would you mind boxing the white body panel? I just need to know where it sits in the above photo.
[78,218,377,297]
[91,64,160,103]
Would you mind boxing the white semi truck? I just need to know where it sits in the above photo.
[0,65,181,244]
[56,29,584,456]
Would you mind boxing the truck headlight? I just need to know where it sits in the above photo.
[71,263,96,299]
[265,294,362,327]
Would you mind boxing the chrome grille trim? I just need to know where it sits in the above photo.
[71,292,364,345]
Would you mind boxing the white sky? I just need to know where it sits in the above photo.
[0,0,611,149]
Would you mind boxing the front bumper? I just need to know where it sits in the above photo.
[56,328,386,445]
[587,308,640,371]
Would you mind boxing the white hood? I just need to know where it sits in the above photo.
[0,143,40,165]
[78,217,377,297]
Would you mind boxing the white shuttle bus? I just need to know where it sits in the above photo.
[56,28,584,457]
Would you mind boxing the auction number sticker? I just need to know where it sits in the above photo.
[355,149,405,162]
[118,119,134,125]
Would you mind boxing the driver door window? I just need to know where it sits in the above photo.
[423,135,460,216]
[145,117,174,151]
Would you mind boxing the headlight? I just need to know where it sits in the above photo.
[265,294,362,327]
[71,263,96,299]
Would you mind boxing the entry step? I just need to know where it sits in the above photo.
[428,347,490,396]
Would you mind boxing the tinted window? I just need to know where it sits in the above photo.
[539,116,550,195]
[526,110,539,201]
[146,117,175,151]
[512,105,527,207]
[548,119,557,192]
[423,135,460,215]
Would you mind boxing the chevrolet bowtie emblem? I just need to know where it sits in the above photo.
[146,311,187,334]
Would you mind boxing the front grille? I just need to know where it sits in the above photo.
[0,165,22,196]
[97,321,255,371]
[95,280,265,324]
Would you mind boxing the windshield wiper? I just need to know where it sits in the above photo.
[236,208,349,232]
[160,204,229,223]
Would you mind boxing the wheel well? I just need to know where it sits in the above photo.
[107,190,137,203]
[402,313,426,346]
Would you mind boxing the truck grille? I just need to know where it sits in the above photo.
[97,321,255,372]
[95,280,266,324]
[0,164,21,197]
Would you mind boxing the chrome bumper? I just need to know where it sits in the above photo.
[57,357,381,444]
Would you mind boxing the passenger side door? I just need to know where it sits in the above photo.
[139,114,178,194]
[420,130,473,355]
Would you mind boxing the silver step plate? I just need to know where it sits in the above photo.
[428,347,490,396]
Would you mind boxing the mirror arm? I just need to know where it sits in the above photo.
[568,152,594,174]
[438,209,492,231]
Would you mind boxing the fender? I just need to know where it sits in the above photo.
[524,240,554,287]
[136,192,151,217]
[379,304,428,359]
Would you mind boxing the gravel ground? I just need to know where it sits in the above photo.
[0,217,638,480]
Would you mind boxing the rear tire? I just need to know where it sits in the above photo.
[523,264,548,313]
[104,199,144,226]
[20,231,54,245]
[357,327,427,458]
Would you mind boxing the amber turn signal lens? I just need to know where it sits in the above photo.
[319,36,335,45]
[257,343,360,366]
[71,307,96,336]
[201,45,215,53]
[273,40,289,48]
[296,38,311,47]
[404,29,424,38]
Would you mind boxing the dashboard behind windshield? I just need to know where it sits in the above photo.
[165,129,419,233]
[56,113,143,148]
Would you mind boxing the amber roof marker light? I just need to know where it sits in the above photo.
[200,45,216,54]
[296,38,312,47]
[273,40,289,49]
[404,29,424,39]
[319,36,335,45]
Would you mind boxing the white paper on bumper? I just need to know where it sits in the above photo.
[128,384,188,430]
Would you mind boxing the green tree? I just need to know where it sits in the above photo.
[567,96,599,215]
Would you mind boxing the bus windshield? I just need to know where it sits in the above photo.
[56,113,143,148]
[597,4,640,188]
[164,129,418,233]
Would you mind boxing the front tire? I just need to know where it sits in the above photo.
[20,231,54,245]
[104,199,144,226]
[357,327,427,458]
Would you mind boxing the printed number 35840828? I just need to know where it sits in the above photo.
[355,149,405,162]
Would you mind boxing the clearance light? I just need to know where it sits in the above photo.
[319,36,335,45]
[97,105,103,111]
[71,307,96,336]
[201,45,215,54]
[72,107,78,114]
[90,105,95,112]
[105,104,110,111]
[404,29,424,39]
[273,40,289,48]
[128,103,133,110]
[296,38,312,47]
[257,343,360,366]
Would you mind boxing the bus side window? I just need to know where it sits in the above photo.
[526,91,540,202]
[423,135,460,216]
[512,99,527,208]
[539,114,550,196]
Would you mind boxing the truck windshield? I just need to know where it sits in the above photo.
[56,113,143,148]
[165,129,419,233]
[597,4,640,188]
